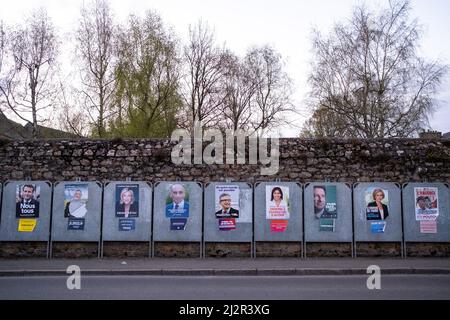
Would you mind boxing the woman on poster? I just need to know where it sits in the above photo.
[267,187,289,219]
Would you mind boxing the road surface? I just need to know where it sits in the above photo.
[1,274,449,300]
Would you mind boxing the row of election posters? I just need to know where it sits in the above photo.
[362,186,439,234]
[11,183,440,235]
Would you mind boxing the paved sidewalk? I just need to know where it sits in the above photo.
[0,257,449,276]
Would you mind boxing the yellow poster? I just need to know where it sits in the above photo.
[18,219,37,232]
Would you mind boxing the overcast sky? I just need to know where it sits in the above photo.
[1,0,449,136]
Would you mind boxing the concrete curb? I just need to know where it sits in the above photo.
[0,268,449,277]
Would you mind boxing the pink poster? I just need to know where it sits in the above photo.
[219,218,236,231]
[270,220,288,233]
[420,220,437,234]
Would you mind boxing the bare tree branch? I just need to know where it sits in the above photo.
[305,0,448,138]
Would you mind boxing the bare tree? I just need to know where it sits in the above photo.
[219,45,295,136]
[300,105,351,138]
[0,21,5,75]
[220,50,257,131]
[182,21,226,130]
[75,0,116,137]
[0,21,8,121]
[0,9,59,138]
[306,0,447,138]
[0,21,6,113]
[245,45,295,135]
[55,79,89,137]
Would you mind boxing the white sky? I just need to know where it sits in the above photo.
[1,0,449,136]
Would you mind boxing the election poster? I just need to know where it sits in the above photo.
[414,187,439,221]
[266,185,290,219]
[64,184,88,231]
[365,187,389,220]
[15,184,40,218]
[115,184,139,218]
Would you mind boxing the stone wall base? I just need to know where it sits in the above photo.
[205,242,251,258]
[102,241,150,258]
[406,242,450,257]
[255,242,301,257]
[51,242,99,258]
[305,242,352,257]
[153,242,201,258]
[355,242,401,257]
[0,241,47,258]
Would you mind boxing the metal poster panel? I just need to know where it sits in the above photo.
[51,181,102,242]
[153,182,202,242]
[254,182,302,242]
[353,182,402,242]
[0,181,52,242]
[102,181,152,242]
[204,182,252,242]
[304,183,352,242]
[402,183,450,242]
[64,184,88,230]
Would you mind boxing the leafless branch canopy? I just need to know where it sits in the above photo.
[306,0,448,138]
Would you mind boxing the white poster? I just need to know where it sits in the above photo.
[414,187,439,221]
[215,185,240,218]
[265,185,290,219]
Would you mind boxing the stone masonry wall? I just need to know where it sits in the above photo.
[0,138,448,183]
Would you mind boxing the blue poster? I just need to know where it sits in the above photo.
[119,218,136,231]
[170,218,188,231]
[165,184,190,218]
[68,218,85,230]
[371,221,387,233]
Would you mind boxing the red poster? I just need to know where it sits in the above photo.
[270,220,288,233]
[219,218,236,231]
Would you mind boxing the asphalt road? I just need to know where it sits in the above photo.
[0,275,449,300]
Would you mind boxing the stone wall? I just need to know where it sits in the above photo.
[51,242,99,258]
[205,242,252,258]
[0,138,448,183]
[0,241,47,258]
[305,242,352,257]
[256,242,302,257]
[103,242,150,258]
[154,242,200,258]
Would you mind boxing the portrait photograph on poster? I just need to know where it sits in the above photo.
[15,184,40,218]
[313,185,337,220]
[115,184,139,218]
[215,185,240,218]
[165,183,189,218]
[165,183,190,231]
[266,185,290,219]
[64,184,88,218]
[313,185,337,232]
[414,187,439,221]
[365,187,389,220]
